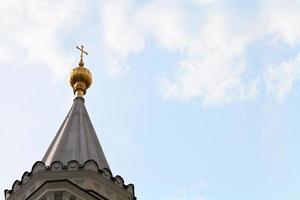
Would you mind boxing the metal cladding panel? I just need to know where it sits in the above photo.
[42,97,110,169]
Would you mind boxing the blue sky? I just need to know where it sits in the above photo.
[0,0,300,199]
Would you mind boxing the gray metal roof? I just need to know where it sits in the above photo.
[42,97,110,169]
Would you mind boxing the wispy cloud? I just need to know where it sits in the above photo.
[0,0,86,78]
[164,181,208,200]
[1,0,300,105]
[100,0,145,76]
[264,53,300,102]
[100,0,300,106]
[159,10,260,106]
[264,0,300,46]
[193,0,223,6]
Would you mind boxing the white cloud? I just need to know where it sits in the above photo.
[0,0,86,78]
[264,53,300,102]
[160,12,259,105]
[193,0,223,6]
[100,0,145,76]
[261,0,300,100]
[261,129,272,137]
[165,181,208,200]
[139,1,189,51]
[263,0,300,46]
[2,0,300,105]
[99,0,300,105]
[99,0,189,76]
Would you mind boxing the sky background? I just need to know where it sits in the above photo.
[0,0,300,199]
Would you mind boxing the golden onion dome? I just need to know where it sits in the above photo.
[70,45,92,97]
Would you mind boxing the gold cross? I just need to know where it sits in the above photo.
[76,45,88,61]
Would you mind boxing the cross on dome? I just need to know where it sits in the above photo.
[76,45,88,67]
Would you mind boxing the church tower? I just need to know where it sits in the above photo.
[4,46,136,200]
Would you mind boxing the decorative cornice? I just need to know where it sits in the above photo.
[5,160,135,199]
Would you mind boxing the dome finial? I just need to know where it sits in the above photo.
[69,45,93,97]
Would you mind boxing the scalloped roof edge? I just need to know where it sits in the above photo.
[4,160,135,199]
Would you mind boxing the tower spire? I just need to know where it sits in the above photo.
[4,46,136,200]
[42,46,110,168]
[70,45,92,97]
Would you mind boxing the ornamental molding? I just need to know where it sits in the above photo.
[5,160,135,199]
